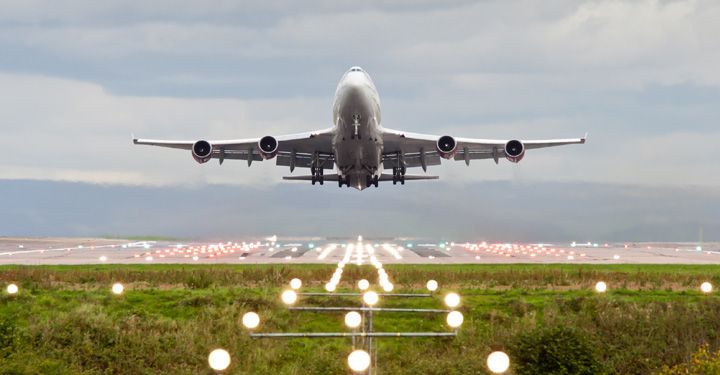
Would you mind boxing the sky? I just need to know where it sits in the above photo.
[0,0,718,240]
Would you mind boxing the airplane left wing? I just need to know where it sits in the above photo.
[381,128,586,170]
[133,128,335,170]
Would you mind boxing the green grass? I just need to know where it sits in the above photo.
[2,264,720,374]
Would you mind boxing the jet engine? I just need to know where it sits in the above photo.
[191,140,213,164]
[504,139,525,163]
[436,135,458,159]
[258,136,279,160]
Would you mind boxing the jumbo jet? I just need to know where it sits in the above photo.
[134,66,586,190]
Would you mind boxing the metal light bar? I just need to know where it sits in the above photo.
[251,332,457,338]
[289,306,450,313]
[298,292,432,297]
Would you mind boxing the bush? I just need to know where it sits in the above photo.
[656,344,720,374]
[509,325,606,375]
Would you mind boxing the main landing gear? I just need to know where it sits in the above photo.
[392,167,406,185]
[311,167,324,185]
[365,174,379,188]
[338,174,351,188]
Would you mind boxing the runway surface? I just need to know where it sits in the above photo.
[0,237,717,265]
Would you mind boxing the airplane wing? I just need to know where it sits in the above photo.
[133,128,336,170]
[381,127,587,171]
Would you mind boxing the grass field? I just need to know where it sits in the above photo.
[2,264,720,374]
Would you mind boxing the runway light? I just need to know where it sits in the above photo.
[345,311,362,329]
[444,293,460,308]
[701,282,713,293]
[6,284,18,295]
[595,281,607,293]
[325,283,337,292]
[427,280,438,292]
[347,350,371,372]
[208,349,231,372]
[281,290,298,305]
[446,311,464,328]
[363,291,379,306]
[382,283,394,292]
[358,279,370,290]
[192,256,199,261]
[242,312,260,329]
[487,351,510,374]
[112,283,124,295]
[99,256,107,262]
[613,254,620,260]
[290,278,302,290]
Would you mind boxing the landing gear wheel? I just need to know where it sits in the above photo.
[365,175,372,188]
[373,175,379,188]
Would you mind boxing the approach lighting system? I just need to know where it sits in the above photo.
[701,282,713,293]
[281,290,298,305]
[427,280,438,292]
[345,311,362,329]
[446,311,464,328]
[111,283,124,295]
[363,291,379,306]
[487,351,510,373]
[242,312,260,329]
[290,278,302,290]
[6,283,18,295]
[358,279,370,290]
[208,349,231,372]
[444,293,460,308]
[595,281,607,293]
[347,350,371,372]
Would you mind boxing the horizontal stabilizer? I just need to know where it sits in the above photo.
[282,174,438,182]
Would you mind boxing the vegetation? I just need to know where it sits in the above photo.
[1,264,720,374]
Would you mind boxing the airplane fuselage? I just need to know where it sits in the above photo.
[332,67,383,190]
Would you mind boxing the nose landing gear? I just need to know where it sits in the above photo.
[392,167,406,185]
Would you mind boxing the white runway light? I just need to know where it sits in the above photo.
[347,350,371,372]
[325,283,337,292]
[444,293,460,308]
[487,351,510,373]
[290,278,302,290]
[281,290,298,305]
[6,283,18,295]
[363,291,379,306]
[99,255,107,262]
[446,311,464,328]
[701,282,713,293]
[427,279,438,292]
[111,283,124,295]
[242,312,260,329]
[208,349,231,372]
[595,281,607,293]
[358,279,370,291]
[345,311,362,329]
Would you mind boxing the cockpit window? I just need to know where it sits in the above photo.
[349,66,363,72]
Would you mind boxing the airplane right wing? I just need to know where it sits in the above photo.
[134,128,336,171]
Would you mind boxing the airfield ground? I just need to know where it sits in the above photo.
[2,262,720,374]
[1,237,719,374]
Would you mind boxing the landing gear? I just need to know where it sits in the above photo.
[365,174,379,188]
[392,167,406,185]
[338,174,351,188]
[311,166,324,185]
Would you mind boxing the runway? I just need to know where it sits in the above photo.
[0,237,717,265]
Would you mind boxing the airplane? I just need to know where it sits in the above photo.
[134,66,586,191]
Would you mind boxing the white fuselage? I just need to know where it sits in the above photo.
[331,67,383,190]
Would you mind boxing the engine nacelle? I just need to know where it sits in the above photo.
[436,135,458,159]
[191,140,213,164]
[504,139,525,163]
[258,136,279,160]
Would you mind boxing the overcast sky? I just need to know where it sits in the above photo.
[0,1,718,240]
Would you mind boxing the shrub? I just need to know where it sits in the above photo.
[656,344,720,375]
[509,325,606,375]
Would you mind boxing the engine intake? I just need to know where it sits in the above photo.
[436,135,458,159]
[191,140,213,164]
[504,139,525,163]
[258,136,279,159]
